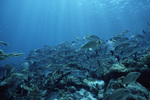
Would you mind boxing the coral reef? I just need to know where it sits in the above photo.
[0,33,150,100]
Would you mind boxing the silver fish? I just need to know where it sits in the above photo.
[114,42,130,53]
[112,36,129,43]
[130,34,144,41]
[87,35,100,41]
[120,45,140,58]
[108,88,130,100]
[123,72,141,85]
[81,40,101,49]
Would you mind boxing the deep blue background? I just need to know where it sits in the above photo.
[0,0,150,64]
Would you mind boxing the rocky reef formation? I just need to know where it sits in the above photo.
[0,32,150,100]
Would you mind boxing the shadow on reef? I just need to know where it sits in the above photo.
[0,25,150,100]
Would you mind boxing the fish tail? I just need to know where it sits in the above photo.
[98,39,102,45]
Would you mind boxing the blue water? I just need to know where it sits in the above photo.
[0,0,150,64]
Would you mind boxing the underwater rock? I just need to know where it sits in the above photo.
[149,92,150,100]
[68,86,77,93]
[76,88,97,100]
[106,79,122,91]
[122,59,147,70]
[66,62,82,69]
[67,76,83,85]
[95,68,104,78]
[67,70,86,78]
[44,92,60,100]
[104,72,149,100]
[121,59,150,89]
[0,72,28,99]
[114,63,129,71]
[104,79,126,100]
[102,63,129,85]
[126,82,149,100]
[83,79,105,91]
[97,89,104,100]
[141,53,150,67]
[1,32,150,99]
[3,64,14,74]
[0,64,14,80]
[21,62,30,74]
[0,73,27,86]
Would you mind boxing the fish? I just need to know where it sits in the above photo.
[0,41,8,46]
[127,40,139,45]
[114,42,130,53]
[86,35,100,41]
[0,49,4,54]
[115,30,129,37]
[0,50,9,60]
[122,30,129,35]
[146,22,150,31]
[108,88,130,100]
[143,22,150,34]
[81,40,101,49]
[123,72,141,85]
[120,45,140,58]
[112,36,129,43]
[112,45,140,61]
[130,34,144,41]
[117,37,129,43]
[9,53,24,57]
[142,29,146,34]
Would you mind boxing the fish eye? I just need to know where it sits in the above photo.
[125,90,128,92]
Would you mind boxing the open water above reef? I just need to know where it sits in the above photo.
[0,0,150,64]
